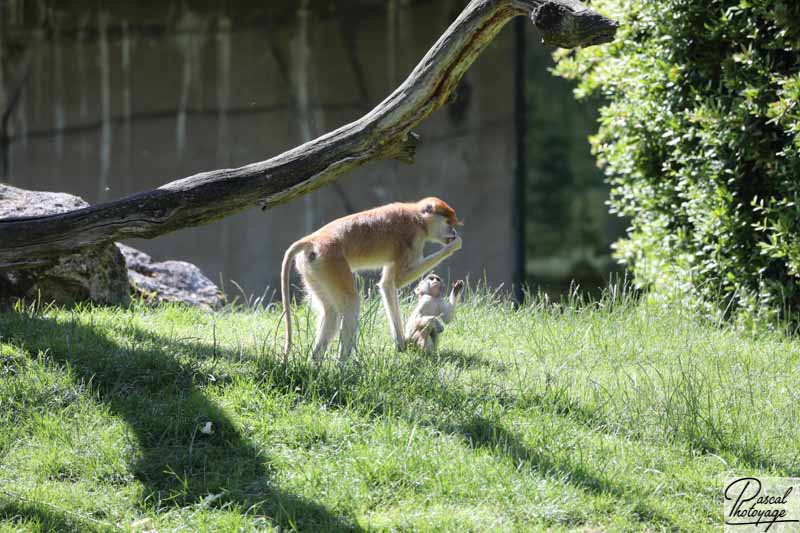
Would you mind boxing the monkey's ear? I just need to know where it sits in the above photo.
[414,285,423,296]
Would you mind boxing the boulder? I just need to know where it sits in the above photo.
[0,185,130,306]
[0,185,224,309]
[117,244,225,310]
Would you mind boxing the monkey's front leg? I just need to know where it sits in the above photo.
[378,266,406,351]
[397,236,462,288]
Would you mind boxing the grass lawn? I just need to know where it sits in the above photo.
[0,287,798,531]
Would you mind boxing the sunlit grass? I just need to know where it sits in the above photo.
[0,285,797,531]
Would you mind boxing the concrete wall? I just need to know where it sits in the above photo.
[0,0,517,298]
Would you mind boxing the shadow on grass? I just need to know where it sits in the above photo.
[0,498,110,533]
[451,415,680,529]
[0,312,362,532]
[433,349,508,373]
[523,383,797,478]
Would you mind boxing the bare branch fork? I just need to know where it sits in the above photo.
[0,0,616,268]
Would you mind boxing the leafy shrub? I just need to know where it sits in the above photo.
[553,0,800,322]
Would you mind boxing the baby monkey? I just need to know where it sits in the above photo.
[405,273,464,354]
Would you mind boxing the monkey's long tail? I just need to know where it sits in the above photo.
[281,240,312,358]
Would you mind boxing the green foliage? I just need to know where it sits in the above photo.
[553,0,800,321]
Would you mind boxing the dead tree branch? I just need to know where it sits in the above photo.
[0,0,616,268]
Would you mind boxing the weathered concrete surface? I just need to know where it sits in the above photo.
[1,0,518,297]
[0,185,130,306]
[117,244,224,310]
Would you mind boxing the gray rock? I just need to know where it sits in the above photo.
[116,244,152,272]
[117,243,224,310]
[0,186,89,218]
[0,185,224,310]
[0,185,130,307]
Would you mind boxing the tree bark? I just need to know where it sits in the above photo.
[0,0,616,269]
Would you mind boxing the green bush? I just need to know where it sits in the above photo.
[553,0,800,322]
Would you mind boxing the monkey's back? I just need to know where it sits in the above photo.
[310,202,425,271]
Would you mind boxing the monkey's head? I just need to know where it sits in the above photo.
[419,197,462,245]
[415,273,444,298]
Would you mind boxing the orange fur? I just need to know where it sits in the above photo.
[281,197,463,363]
[423,197,462,228]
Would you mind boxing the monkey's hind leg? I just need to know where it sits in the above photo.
[308,289,340,364]
[298,255,341,364]
[307,255,359,363]
[338,300,359,361]
[418,330,437,354]
[329,261,359,362]
[418,316,444,354]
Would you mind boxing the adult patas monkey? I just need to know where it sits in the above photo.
[281,197,462,362]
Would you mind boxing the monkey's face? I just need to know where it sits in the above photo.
[420,199,462,245]
[415,273,444,298]
[427,215,459,245]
